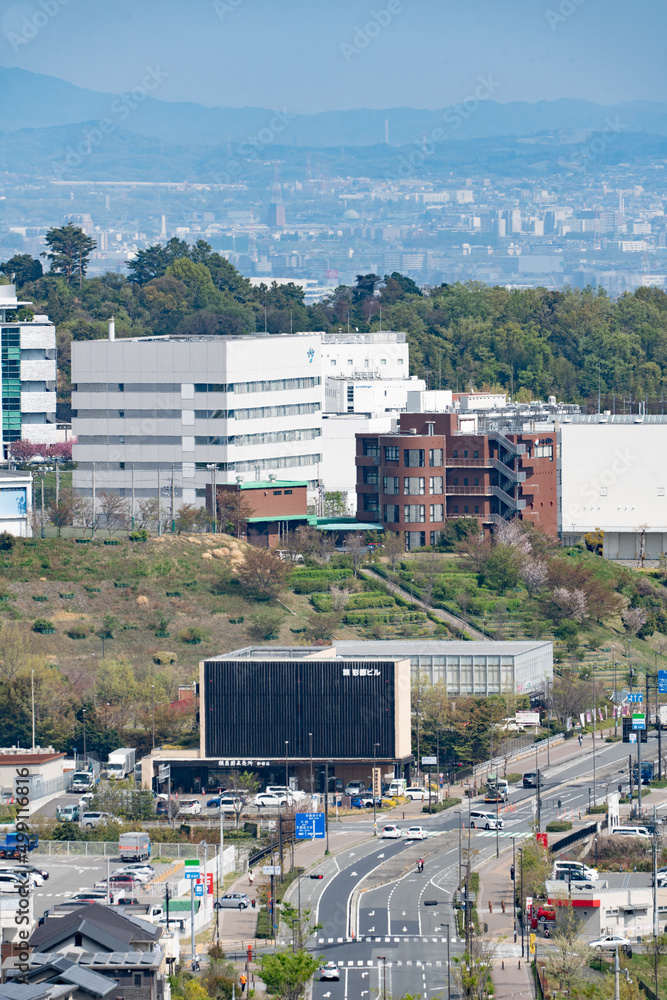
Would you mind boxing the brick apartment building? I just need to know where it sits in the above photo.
[355,412,557,547]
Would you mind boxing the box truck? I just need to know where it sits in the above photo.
[107,748,136,780]
[118,832,151,861]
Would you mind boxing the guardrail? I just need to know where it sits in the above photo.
[473,734,566,778]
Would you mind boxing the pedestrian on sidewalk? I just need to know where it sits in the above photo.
[248,869,255,886]
[240,975,247,993]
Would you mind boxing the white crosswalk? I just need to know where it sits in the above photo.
[334,960,443,968]
[317,936,449,945]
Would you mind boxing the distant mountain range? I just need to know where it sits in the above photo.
[3,66,667,149]
[2,66,667,182]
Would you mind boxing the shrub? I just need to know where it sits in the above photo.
[546,820,572,832]
[66,624,88,639]
[587,803,608,814]
[0,532,14,552]
[32,618,55,634]
[422,797,462,813]
[178,626,207,645]
[129,530,149,542]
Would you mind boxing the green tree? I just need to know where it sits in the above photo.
[0,254,43,285]
[257,949,320,1000]
[482,543,522,593]
[126,237,189,284]
[42,224,96,285]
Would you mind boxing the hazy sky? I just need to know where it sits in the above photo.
[1,0,665,112]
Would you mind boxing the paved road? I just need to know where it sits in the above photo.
[305,734,667,999]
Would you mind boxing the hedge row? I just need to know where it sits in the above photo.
[343,610,428,625]
[290,568,353,581]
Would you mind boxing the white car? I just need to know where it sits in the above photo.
[254,793,287,808]
[79,793,95,808]
[590,934,631,949]
[178,799,202,816]
[113,867,152,883]
[404,787,428,801]
[318,962,340,981]
[116,864,154,879]
[0,872,36,893]
[2,866,45,886]
[406,826,428,840]
[381,825,402,839]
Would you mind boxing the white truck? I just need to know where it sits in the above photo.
[654,706,667,730]
[107,748,136,780]
[118,831,151,861]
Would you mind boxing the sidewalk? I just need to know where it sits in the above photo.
[477,850,535,1000]
[215,819,376,950]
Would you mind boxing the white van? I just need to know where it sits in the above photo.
[610,826,651,839]
[469,810,504,831]
[553,861,598,881]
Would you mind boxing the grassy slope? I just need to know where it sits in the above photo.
[0,534,363,688]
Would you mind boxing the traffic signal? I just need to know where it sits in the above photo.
[510,865,515,881]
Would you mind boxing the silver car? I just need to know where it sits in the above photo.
[215,892,250,910]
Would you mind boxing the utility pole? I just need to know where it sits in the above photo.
[170,464,175,533]
[157,468,162,537]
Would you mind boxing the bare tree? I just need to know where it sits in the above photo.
[237,547,289,597]
[98,490,130,536]
[416,552,442,605]
[345,533,367,577]
[383,530,404,571]
[215,489,255,538]
[47,488,85,537]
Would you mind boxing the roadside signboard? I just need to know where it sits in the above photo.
[421,756,437,766]
[263,865,281,876]
[659,671,667,694]
[516,711,540,727]
[632,713,646,730]
[295,813,325,839]
[628,692,643,703]
[194,884,204,897]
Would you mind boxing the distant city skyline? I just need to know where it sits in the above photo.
[0,0,664,114]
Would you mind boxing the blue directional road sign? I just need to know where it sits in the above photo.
[628,693,644,703]
[194,884,204,897]
[659,671,667,694]
[295,812,325,839]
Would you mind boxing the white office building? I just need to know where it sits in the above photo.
[334,639,553,697]
[71,330,323,505]
[0,285,57,452]
[560,417,667,559]
[319,331,424,512]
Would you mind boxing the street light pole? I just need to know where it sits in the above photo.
[82,709,87,761]
[151,685,155,750]
[373,742,379,836]
[309,732,314,801]
[285,741,289,793]
[31,669,35,751]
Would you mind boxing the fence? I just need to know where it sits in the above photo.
[34,840,215,859]
[548,821,601,855]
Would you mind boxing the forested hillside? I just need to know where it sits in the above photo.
[5,236,667,418]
